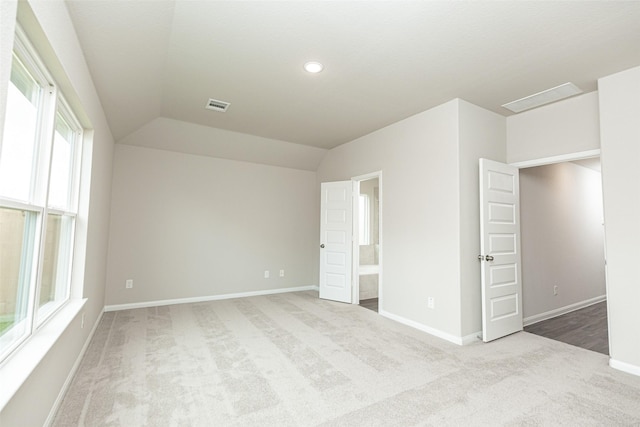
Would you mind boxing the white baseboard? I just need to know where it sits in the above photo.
[379,309,474,346]
[523,295,606,327]
[609,358,640,377]
[461,331,482,345]
[44,308,104,427]
[104,285,318,312]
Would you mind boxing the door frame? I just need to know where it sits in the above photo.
[509,148,609,348]
[351,171,383,309]
[509,149,600,169]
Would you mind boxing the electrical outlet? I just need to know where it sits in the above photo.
[427,297,435,309]
[264,270,270,279]
[125,279,133,289]
[279,269,285,277]
[553,285,558,296]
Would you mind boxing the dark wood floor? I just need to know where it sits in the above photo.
[524,301,609,355]
[360,298,378,312]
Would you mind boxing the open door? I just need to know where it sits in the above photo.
[479,159,523,342]
[319,181,353,303]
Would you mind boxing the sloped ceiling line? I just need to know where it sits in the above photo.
[65,1,640,164]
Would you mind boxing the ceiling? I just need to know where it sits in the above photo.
[66,1,640,150]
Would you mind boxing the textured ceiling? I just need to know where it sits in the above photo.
[66,1,640,150]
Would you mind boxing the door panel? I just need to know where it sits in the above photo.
[319,181,352,303]
[480,158,523,342]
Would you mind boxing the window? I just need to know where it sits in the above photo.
[0,27,83,362]
[359,194,370,245]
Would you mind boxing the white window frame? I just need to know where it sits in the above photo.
[0,25,84,363]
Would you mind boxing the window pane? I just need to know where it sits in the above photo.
[48,114,74,209]
[0,207,36,345]
[0,55,41,202]
[38,214,73,319]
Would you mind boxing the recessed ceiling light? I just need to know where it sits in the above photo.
[502,82,583,113]
[304,61,323,73]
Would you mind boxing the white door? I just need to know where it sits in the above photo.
[319,181,353,303]
[479,158,523,342]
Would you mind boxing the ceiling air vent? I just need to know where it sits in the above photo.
[205,98,230,112]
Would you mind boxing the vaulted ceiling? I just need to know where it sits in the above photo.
[66,1,640,151]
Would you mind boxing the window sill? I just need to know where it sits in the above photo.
[0,298,86,411]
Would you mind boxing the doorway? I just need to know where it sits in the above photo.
[353,173,381,312]
[518,157,608,354]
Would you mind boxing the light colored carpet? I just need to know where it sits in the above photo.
[53,291,640,426]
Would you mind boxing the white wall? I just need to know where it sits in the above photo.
[318,99,505,342]
[106,144,319,306]
[507,92,600,163]
[119,117,327,172]
[318,100,461,338]
[506,67,640,375]
[520,162,605,320]
[598,66,640,373]
[0,1,115,425]
[458,100,506,336]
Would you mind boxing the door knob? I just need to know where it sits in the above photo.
[320,244,325,248]
[485,255,494,261]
